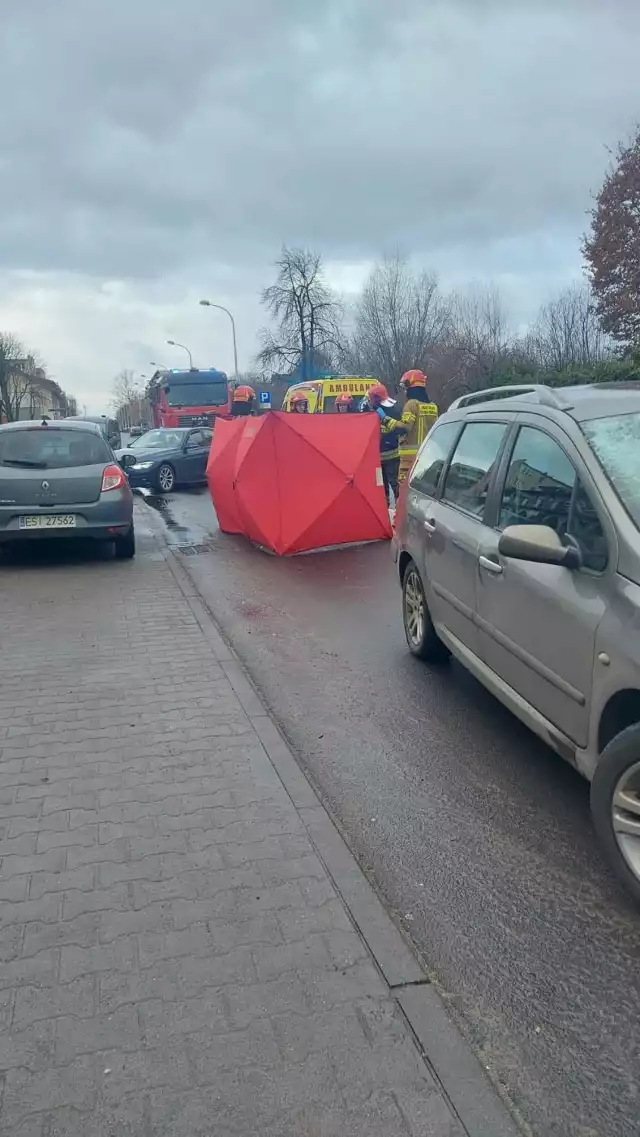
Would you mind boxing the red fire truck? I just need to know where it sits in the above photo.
[148,368,231,427]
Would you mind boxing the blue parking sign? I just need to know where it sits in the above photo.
[259,391,272,408]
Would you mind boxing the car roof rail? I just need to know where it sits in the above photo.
[449,384,570,411]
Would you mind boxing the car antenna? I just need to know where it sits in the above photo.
[41,416,49,426]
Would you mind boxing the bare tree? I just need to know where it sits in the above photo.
[0,334,42,422]
[429,285,515,405]
[257,247,344,378]
[525,284,612,371]
[111,369,146,429]
[111,369,141,409]
[344,269,519,405]
[452,285,512,371]
[344,255,452,391]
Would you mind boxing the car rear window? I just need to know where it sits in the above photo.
[0,428,112,469]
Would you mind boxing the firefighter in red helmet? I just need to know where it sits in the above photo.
[290,391,310,413]
[361,383,405,506]
[335,392,356,413]
[397,370,439,482]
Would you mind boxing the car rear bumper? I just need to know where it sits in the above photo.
[0,496,133,543]
[0,524,132,544]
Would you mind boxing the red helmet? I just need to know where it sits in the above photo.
[400,369,427,389]
[233,384,256,403]
[335,392,354,408]
[367,383,388,405]
[290,391,309,408]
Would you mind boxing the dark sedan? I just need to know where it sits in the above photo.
[121,427,213,493]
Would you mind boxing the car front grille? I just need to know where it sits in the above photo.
[177,413,217,427]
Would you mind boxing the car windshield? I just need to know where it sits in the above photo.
[164,382,227,407]
[0,428,111,469]
[582,411,640,528]
[130,429,185,450]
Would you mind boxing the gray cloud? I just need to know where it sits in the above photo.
[3,0,638,275]
[0,0,638,403]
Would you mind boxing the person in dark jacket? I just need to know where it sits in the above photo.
[361,383,405,505]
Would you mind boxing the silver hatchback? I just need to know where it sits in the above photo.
[393,383,640,902]
[0,419,136,558]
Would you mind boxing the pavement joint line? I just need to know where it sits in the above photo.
[388,978,432,990]
[140,499,523,1137]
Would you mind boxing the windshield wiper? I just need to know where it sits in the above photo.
[1,458,48,468]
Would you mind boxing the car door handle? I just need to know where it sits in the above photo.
[478,555,503,575]
[423,518,437,534]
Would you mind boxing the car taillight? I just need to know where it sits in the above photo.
[101,464,126,492]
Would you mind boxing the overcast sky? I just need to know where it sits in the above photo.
[1,0,638,411]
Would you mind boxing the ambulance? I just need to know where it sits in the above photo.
[281,377,378,414]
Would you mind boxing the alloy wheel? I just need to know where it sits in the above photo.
[612,760,640,882]
[404,568,425,649]
[158,465,175,493]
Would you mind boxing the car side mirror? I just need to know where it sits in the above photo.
[120,453,137,469]
[498,525,582,570]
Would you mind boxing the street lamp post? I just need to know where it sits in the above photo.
[199,300,239,384]
[166,340,194,369]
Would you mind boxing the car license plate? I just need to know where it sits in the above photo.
[19,515,76,530]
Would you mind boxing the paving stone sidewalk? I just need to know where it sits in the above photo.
[0,517,465,1137]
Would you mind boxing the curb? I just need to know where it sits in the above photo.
[138,503,522,1137]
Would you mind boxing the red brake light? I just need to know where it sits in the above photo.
[101,463,126,492]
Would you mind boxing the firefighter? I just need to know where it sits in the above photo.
[290,392,310,413]
[397,370,439,482]
[231,385,257,417]
[363,383,404,506]
[335,392,356,413]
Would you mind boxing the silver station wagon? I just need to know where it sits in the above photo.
[393,383,640,902]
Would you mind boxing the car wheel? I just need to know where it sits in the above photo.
[591,724,640,904]
[156,464,175,493]
[402,560,450,662]
[114,526,136,560]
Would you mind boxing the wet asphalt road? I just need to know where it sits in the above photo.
[138,486,640,1137]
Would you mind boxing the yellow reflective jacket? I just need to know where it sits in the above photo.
[399,399,439,459]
